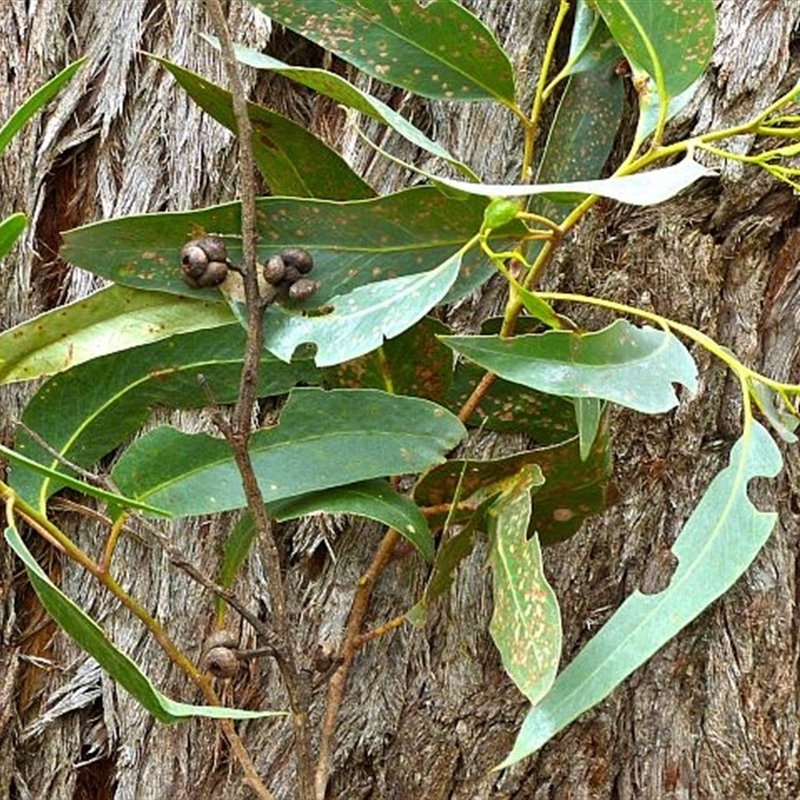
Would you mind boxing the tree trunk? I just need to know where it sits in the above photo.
[2,1,799,799]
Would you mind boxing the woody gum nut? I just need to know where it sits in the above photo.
[280,247,314,274]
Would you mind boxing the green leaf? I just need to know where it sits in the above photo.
[408,497,490,626]
[262,250,461,366]
[112,388,465,517]
[536,63,624,188]
[446,365,578,441]
[593,0,715,99]
[442,319,698,414]
[154,56,372,200]
[4,526,282,723]
[500,420,782,767]
[59,188,509,305]
[560,3,623,78]
[488,470,562,705]
[11,326,318,511]
[325,316,453,403]
[0,58,87,156]
[635,78,703,145]
[750,381,800,444]
[207,39,474,178]
[425,154,715,206]
[216,513,256,616]
[574,398,604,461]
[0,285,235,385]
[415,428,612,547]
[0,443,168,517]
[269,479,433,561]
[0,213,26,260]
[246,0,516,103]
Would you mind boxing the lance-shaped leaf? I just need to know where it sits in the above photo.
[500,421,782,767]
[11,326,318,512]
[442,319,698,414]
[247,0,516,104]
[325,316,453,404]
[425,154,715,206]
[0,212,26,261]
[5,526,283,724]
[269,479,433,561]
[415,425,611,547]
[206,40,473,178]
[155,57,372,200]
[0,285,235,385]
[112,388,465,517]
[488,470,562,705]
[0,444,168,517]
[594,0,715,99]
[60,188,513,304]
[0,57,87,155]
[262,251,461,366]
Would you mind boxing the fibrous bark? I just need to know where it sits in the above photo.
[1,1,799,799]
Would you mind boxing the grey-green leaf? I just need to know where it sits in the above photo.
[5,526,283,723]
[442,319,698,414]
[262,251,461,366]
[0,213,26,261]
[500,421,782,767]
[269,479,433,561]
[0,285,234,385]
[206,39,473,177]
[11,325,318,512]
[112,388,465,517]
[488,471,562,705]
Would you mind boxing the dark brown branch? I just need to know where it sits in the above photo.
[203,3,313,797]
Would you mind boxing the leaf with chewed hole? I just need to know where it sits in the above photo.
[487,467,561,705]
[500,421,781,767]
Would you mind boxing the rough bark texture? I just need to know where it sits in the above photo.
[2,1,799,799]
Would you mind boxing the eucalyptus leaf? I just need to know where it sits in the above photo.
[12,326,318,512]
[0,443,168,517]
[501,421,781,767]
[269,479,433,561]
[5,526,282,724]
[154,56,372,200]
[0,58,87,155]
[261,250,461,366]
[594,0,715,99]
[60,188,514,305]
[427,154,715,206]
[0,212,26,260]
[206,39,473,177]
[112,388,465,517]
[442,319,698,415]
[246,0,516,103]
[0,285,235,385]
[488,471,562,706]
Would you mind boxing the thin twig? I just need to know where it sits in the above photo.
[203,3,313,797]
[315,527,400,800]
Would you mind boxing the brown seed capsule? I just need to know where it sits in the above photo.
[288,277,319,301]
[198,237,229,263]
[200,646,239,679]
[203,629,239,650]
[280,247,314,274]
[181,239,229,288]
[263,254,287,285]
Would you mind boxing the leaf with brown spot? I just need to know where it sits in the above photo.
[487,467,562,705]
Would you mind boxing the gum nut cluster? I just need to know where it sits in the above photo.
[263,247,319,300]
[180,237,229,288]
